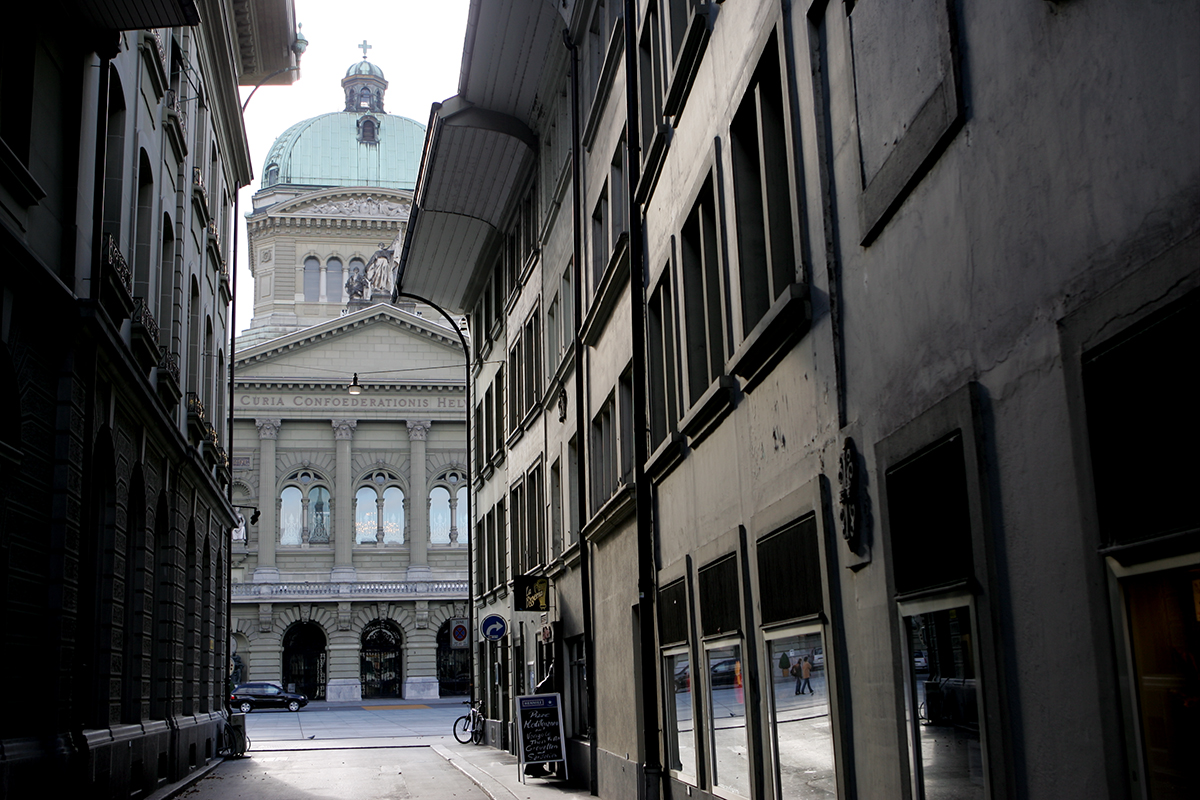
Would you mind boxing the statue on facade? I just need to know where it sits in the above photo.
[346,265,367,300]
[365,241,395,297]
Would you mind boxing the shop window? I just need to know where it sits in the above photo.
[765,629,834,798]
[659,579,696,777]
[899,597,983,799]
[877,383,1003,800]
[705,640,749,797]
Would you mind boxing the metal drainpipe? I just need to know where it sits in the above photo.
[622,1,662,796]
[562,24,598,796]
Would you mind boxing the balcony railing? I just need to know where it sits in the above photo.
[231,580,469,599]
[132,297,160,343]
[102,232,132,294]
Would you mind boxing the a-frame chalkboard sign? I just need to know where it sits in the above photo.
[515,692,568,782]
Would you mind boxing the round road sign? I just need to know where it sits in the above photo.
[451,621,469,644]
[481,614,508,641]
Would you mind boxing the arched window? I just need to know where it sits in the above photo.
[360,118,377,143]
[456,486,468,539]
[327,257,343,302]
[304,256,321,302]
[158,214,175,344]
[309,486,331,544]
[187,279,200,393]
[134,150,155,300]
[382,487,404,543]
[280,486,302,545]
[349,257,366,295]
[265,163,279,186]
[356,486,378,543]
[430,487,451,544]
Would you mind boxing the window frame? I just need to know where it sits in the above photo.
[874,383,1010,799]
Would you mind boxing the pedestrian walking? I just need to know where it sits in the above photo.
[792,655,813,695]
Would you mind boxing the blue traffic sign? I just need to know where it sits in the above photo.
[481,614,508,641]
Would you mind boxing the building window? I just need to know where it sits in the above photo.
[303,256,321,302]
[648,271,679,450]
[591,183,609,289]
[430,486,452,543]
[659,579,696,778]
[679,173,727,408]
[638,4,664,164]
[326,257,343,302]
[382,487,404,544]
[757,515,821,625]
[356,487,378,543]
[508,340,522,431]
[765,629,832,796]
[280,486,302,545]
[265,163,279,186]
[589,393,615,514]
[567,635,589,738]
[493,365,505,455]
[549,458,563,557]
[308,486,331,544]
[877,383,1003,800]
[698,554,748,797]
[730,30,799,338]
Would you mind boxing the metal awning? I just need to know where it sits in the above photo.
[398,0,571,313]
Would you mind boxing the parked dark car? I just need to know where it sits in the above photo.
[710,659,739,687]
[230,682,308,713]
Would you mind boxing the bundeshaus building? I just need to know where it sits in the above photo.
[229,50,470,703]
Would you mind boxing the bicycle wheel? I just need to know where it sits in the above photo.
[471,716,484,745]
[453,715,473,744]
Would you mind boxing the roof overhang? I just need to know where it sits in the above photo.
[397,0,573,313]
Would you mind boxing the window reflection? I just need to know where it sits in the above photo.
[904,606,983,800]
[430,486,451,543]
[708,642,749,797]
[768,632,835,797]
[382,486,404,544]
[356,486,378,543]
[308,486,330,544]
[664,650,696,777]
[280,486,302,545]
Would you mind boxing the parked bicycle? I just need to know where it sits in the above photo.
[453,700,485,744]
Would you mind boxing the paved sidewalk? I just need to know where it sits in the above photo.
[432,742,591,800]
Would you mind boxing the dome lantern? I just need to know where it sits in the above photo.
[342,40,387,113]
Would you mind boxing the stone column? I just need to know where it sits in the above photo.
[406,420,432,580]
[253,419,281,582]
[332,419,357,582]
[448,492,459,545]
[375,495,385,544]
[319,264,328,302]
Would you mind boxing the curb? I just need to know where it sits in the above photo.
[431,744,519,800]
[143,758,225,800]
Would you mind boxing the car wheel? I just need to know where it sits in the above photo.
[288,700,301,712]
[239,701,252,713]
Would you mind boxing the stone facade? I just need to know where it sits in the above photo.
[399,2,1199,799]
[230,59,469,702]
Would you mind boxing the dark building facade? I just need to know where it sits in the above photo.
[0,2,301,797]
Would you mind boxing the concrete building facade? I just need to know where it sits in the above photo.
[399,2,1198,800]
[0,2,302,797]
[230,57,470,702]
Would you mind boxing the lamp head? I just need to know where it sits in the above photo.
[348,373,363,395]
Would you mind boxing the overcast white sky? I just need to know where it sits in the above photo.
[232,0,470,335]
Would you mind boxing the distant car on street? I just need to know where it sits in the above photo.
[811,647,824,670]
[230,682,308,713]
[912,650,929,671]
[710,659,739,687]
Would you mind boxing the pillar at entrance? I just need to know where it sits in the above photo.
[332,419,357,582]
[406,420,432,581]
[253,419,281,582]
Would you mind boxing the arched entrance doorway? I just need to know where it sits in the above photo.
[437,619,470,696]
[282,622,326,700]
[360,620,403,698]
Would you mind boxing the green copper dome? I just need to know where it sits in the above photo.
[260,112,425,191]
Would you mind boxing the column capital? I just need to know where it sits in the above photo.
[406,420,433,441]
[332,419,358,440]
[255,418,282,439]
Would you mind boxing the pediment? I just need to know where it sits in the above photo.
[236,305,465,387]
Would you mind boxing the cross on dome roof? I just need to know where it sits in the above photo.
[359,39,372,58]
